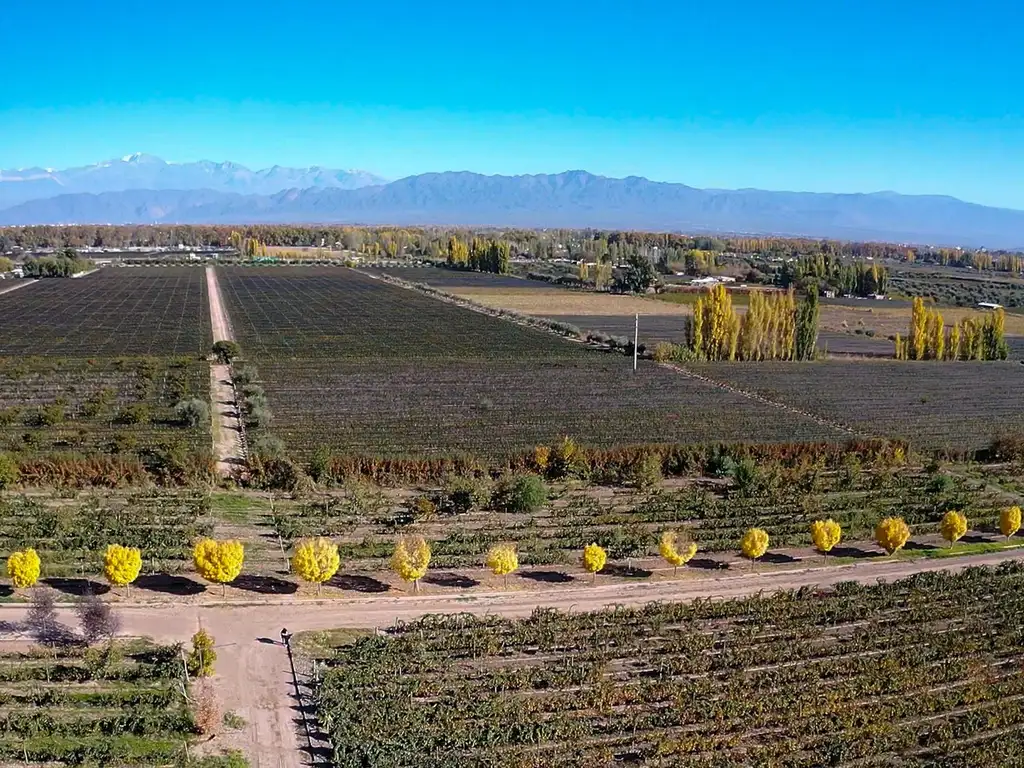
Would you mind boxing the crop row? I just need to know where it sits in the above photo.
[312,562,1024,767]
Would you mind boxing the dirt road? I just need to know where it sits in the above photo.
[205,266,244,476]
[1,548,1022,767]
[206,266,234,343]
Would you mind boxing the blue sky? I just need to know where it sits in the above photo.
[2,0,1023,208]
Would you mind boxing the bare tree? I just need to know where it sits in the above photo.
[25,588,73,647]
[75,594,121,645]
[193,680,221,738]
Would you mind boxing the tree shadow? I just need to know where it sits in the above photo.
[422,572,480,589]
[904,540,940,552]
[520,570,575,584]
[830,546,878,560]
[0,585,13,599]
[233,574,297,595]
[0,620,21,634]
[602,564,653,579]
[330,574,390,594]
[961,533,992,544]
[688,558,730,571]
[135,573,206,596]
[761,552,799,565]
[42,578,110,597]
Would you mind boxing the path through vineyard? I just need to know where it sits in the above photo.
[2,547,1023,767]
[206,266,245,477]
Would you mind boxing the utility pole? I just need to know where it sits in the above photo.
[633,313,639,372]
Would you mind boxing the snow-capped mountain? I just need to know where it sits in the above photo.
[0,154,386,209]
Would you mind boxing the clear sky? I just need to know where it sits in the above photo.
[3,0,1023,208]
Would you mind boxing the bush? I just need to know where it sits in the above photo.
[116,404,151,425]
[187,629,217,677]
[626,452,663,490]
[212,340,241,364]
[491,474,548,514]
[0,453,18,489]
[174,398,209,428]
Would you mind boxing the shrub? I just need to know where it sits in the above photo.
[212,340,241,364]
[75,594,121,644]
[0,453,18,489]
[116,404,151,425]
[491,475,547,514]
[174,398,209,427]
[188,629,217,677]
[626,452,662,490]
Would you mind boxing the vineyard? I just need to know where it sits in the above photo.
[0,267,211,357]
[0,640,222,766]
[219,267,849,459]
[218,266,581,360]
[0,357,210,461]
[686,361,1024,453]
[312,562,1024,767]
[264,461,1007,571]
[0,491,213,576]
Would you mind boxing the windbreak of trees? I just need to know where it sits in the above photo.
[22,248,93,277]
[895,297,1008,361]
[685,286,819,361]
[778,255,889,297]
[446,237,511,274]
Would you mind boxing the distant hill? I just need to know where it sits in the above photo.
[0,154,385,209]
[1,168,1023,249]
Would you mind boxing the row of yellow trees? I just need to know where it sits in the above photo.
[5,506,1020,592]
[896,297,1009,360]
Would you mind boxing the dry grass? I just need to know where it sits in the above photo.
[819,304,1024,337]
[448,287,691,316]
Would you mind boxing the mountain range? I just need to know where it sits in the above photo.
[0,154,385,210]
[1,156,1022,248]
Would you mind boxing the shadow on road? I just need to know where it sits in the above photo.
[520,570,575,584]
[135,574,206,596]
[330,574,390,593]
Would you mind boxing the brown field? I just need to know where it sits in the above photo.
[449,286,692,316]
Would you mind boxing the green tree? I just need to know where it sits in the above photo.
[795,289,820,361]
[615,253,658,293]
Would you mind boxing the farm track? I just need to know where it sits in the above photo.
[206,267,245,476]
[661,361,867,439]
[2,548,1023,768]
[0,280,36,297]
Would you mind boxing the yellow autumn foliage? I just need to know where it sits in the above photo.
[485,543,519,577]
[6,548,40,589]
[810,519,842,556]
[659,531,698,571]
[875,517,911,555]
[581,543,607,580]
[939,511,968,548]
[740,528,769,561]
[104,544,142,589]
[1000,506,1021,539]
[291,538,340,592]
[192,539,245,586]
[392,536,431,589]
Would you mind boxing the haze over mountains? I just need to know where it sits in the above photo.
[1,156,1022,249]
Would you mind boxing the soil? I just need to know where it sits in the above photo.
[206,266,245,476]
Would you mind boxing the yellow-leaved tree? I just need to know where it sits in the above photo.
[875,517,911,555]
[291,538,340,595]
[659,530,698,575]
[740,528,769,565]
[104,544,142,594]
[6,548,40,589]
[193,539,245,595]
[810,519,842,560]
[939,511,968,549]
[485,543,519,588]
[392,536,431,592]
[1000,506,1021,540]
[581,543,607,582]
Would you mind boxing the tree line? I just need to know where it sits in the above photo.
[778,254,889,298]
[684,285,819,361]
[895,297,1009,361]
